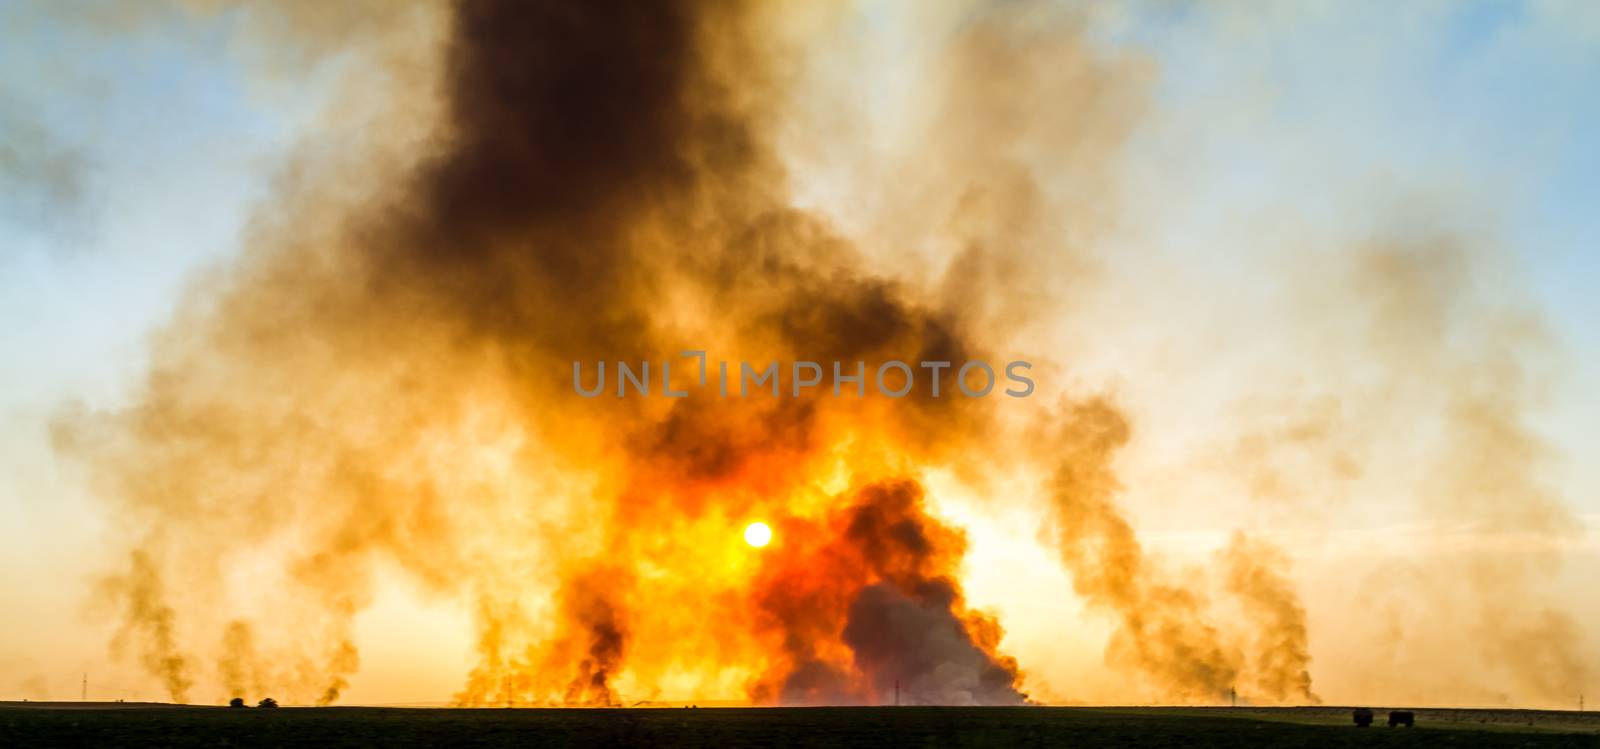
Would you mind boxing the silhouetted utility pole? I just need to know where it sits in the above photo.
[1229,687,1236,708]
[81,673,87,702]
[894,679,900,707]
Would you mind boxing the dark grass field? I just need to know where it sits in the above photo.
[3,704,1598,748]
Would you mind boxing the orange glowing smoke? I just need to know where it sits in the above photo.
[748,481,1024,705]
[459,478,1026,707]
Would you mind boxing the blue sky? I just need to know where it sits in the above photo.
[2,4,320,405]
[1058,1,1599,524]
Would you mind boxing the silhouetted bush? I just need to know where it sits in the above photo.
[228,697,246,708]
[257,698,279,709]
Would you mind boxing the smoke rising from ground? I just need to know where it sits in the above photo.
[1221,533,1317,704]
[100,551,192,705]
[754,481,1025,706]
[44,0,1591,709]
[57,0,1040,706]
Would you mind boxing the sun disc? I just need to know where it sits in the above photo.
[743,521,772,548]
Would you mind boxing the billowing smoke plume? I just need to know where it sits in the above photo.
[1220,533,1317,704]
[1040,399,1237,701]
[1021,395,1324,705]
[218,620,264,701]
[52,0,1335,707]
[99,551,192,704]
[752,481,1024,706]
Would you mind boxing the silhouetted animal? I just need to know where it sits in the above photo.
[1352,708,1373,727]
[1388,710,1414,727]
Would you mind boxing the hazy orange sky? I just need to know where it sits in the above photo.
[2,1,1597,708]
